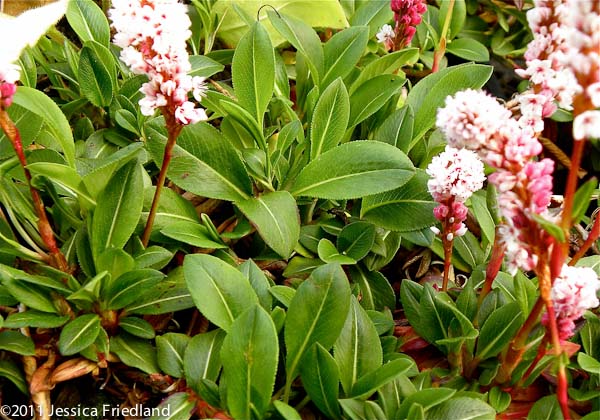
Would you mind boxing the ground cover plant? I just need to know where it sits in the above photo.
[0,0,598,419]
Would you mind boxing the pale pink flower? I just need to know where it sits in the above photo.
[426,146,485,203]
[587,82,600,107]
[108,0,208,125]
[436,89,512,151]
[545,264,600,340]
[573,110,600,140]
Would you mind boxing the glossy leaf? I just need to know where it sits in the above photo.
[362,169,436,232]
[145,122,252,202]
[106,269,165,310]
[0,331,35,356]
[267,10,323,83]
[111,334,159,374]
[348,74,405,127]
[58,314,101,356]
[3,310,69,329]
[350,357,416,398]
[184,329,226,395]
[310,78,350,160]
[349,266,396,311]
[156,333,190,378]
[476,302,523,360]
[149,392,195,420]
[300,343,342,419]
[334,296,383,395]
[322,26,369,88]
[236,191,300,258]
[337,222,376,261]
[161,221,227,249]
[285,264,351,382]
[91,161,143,258]
[351,49,419,94]
[221,305,278,420]
[232,21,274,124]
[291,141,414,199]
[118,317,156,339]
[447,38,489,62]
[13,87,75,167]
[78,41,117,107]
[184,254,258,331]
[425,397,495,420]
[66,0,110,45]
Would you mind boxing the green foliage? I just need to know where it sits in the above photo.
[0,1,595,418]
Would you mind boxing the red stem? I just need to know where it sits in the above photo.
[0,109,68,272]
[477,230,506,310]
[141,111,182,247]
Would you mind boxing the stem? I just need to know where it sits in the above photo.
[518,334,549,387]
[560,140,584,232]
[0,109,68,272]
[477,231,506,312]
[495,297,545,384]
[141,115,182,247]
[432,0,455,73]
[569,214,600,265]
[442,234,453,291]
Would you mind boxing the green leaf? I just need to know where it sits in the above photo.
[350,357,416,398]
[335,296,383,395]
[106,269,165,310]
[322,26,369,88]
[134,246,174,270]
[221,305,279,420]
[58,314,101,356]
[111,334,159,374]
[273,401,302,420]
[267,10,324,84]
[3,310,69,329]
[161,221,227,249]
[372,105,414,153]
[118,317,156,339]
[269,285,296,307]
[476,302,523,360]
[488,387,511,413]
[339,398,369,420]
[149,392,195,420]
[318,238,357,265]
[406,63,493,143]
[184,329,226,395]
[12,87,75,168]
[439,0,466,40]
[91,161,143,257]
[66,0,110,45]
[236,191,300,258]
[156,333,190,378]
[350,0,393,37]
[310,78,350,160]
[425,397,495,420]
[27,162,95,208]
[578,353,600,375]
[446,38,490,62]
[362,169,436,232]
[78,41,117,107]
[348,266,396,311]
[145,122,253,202]
[0,103,43,160]
[571,178,598,224]
[470,189,496,245]
[300,343,342,419]
[2,279,57,313]
[397,388,456,419]
[291,141,414,199]
[125,268,193,315]
[0,359,27,394]
[285,264,351,382]
[189,55,225,78]
[337,222,376,261]
[351,49,419,95]
[349,74,405,127]
[184,254,258,331]
[240,260,273,310]
[232,21,274,124]
[215,0,347,48]
[0,331,35,356]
